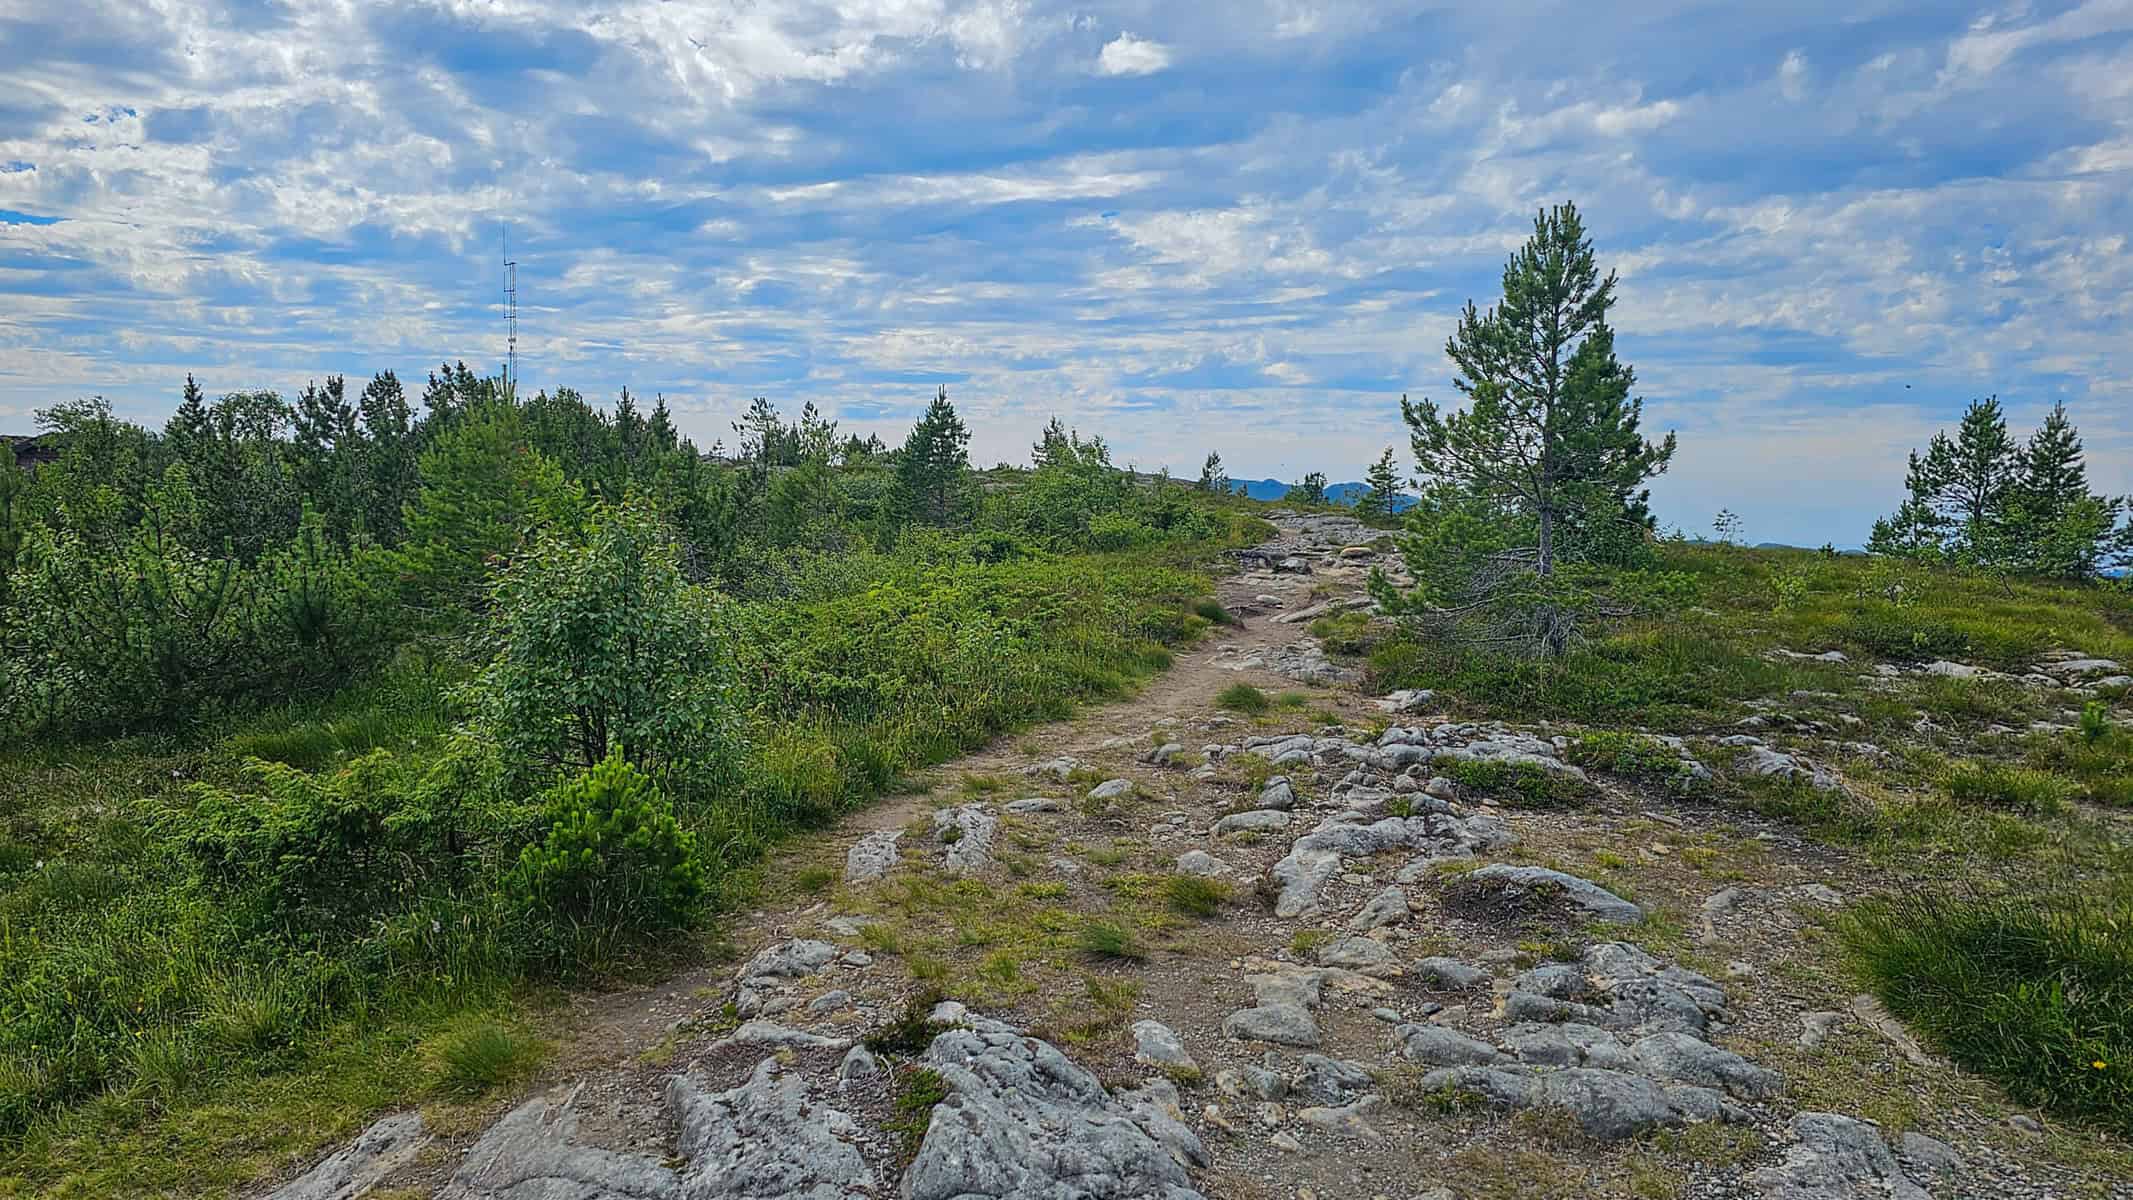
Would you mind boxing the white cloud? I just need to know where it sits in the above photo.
[1096,32,1172,76]
[1778,49,1808,101]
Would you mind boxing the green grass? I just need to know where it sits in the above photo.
[1439,759,1589,809]
[1842,884,2133,1136]
[1075,920,1147,962]
[1214,683,1270,714]
[430,1020,545,1098]
[1192,598,1236,626]
[1162,875,1231,918]
[1944,762,2076,814]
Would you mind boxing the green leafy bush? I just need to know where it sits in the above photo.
[507,753,707,936]
[468,498,734,785]
[180,750,459,934]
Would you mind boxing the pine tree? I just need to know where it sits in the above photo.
[1358,448,1401,519]
[2005,403,2131,579]
[1197,452,1227,495]
[1918,396,2018,563]
[355,371,416,544]
[166,374,211,457]
[1400,202,1674,578]
[1285,471,1327,505]
[1382,202,1675,657]
[893,387,971,526]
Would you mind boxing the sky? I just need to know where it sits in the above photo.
[2,1,2130,546]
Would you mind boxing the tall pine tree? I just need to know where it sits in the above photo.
[1383,202,1675,656]
[1357,448,1401,519]
[893,387,970,526]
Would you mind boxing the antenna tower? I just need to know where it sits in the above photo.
[503,226,519,393]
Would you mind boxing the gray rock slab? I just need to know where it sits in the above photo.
[1464,864,1644,924]
[1753,1112,1928,1200]
[267,1112,431,1200]
[1222,1004,1321,1047]
[904,1020,1207,1200]
[668,1058,875,1199]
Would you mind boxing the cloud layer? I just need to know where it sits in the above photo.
[2,0,2130,544]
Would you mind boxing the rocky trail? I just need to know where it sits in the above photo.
[263,514,2129,1200]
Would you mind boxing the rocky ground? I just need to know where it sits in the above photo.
[262,513,2133,1200]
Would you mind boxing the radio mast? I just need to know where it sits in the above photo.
[503,226,519,395]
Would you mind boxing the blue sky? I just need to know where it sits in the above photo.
[2,1,2129,545]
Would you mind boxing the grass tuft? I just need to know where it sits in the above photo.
[1214,683,1270,714]
[430,1021,544,1098]
[1162,875,1231,918]
[1841,885,2133,1136]
[1076,920,1147,962]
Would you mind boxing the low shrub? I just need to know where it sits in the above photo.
[1837,605,1970,662]
[507,753,707,944]
[1214,683,1270,714]
[1567,731,1700,789]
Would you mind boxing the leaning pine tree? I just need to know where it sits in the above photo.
[1372,202,1676,657]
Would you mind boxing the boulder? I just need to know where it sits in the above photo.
[1222,1004,1321,1047]
[1213,809,1291,835]
[667,1058,876,1200]
[932,804,998,875]
[1395,1024,1504,1067]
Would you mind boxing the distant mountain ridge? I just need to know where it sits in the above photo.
[1230,477,1415,511]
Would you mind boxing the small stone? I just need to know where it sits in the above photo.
[1799,884,1845,906]
[1412,957,1489,991]
[1214,809,1292,835]
[808,989,852,1014]
[1176,849,1231,876]
[1897,1131,1964,1180]
[837,1044,881,1084]
[1371,1007,1400,1023]
[2008,1114,2044,1134]
[1132,1020,1200,1073]
[1798,1011,1844,1050]
[1347,886,1411,931]
[1270,1132,1303,1153]
[1087,778,1134,802]
[843,950,874,968]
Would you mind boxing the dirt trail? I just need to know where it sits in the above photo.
[259,513,2127,1200]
